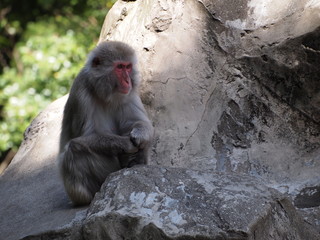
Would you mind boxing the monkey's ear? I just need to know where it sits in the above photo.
[91,57,101,67]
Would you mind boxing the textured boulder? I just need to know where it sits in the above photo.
[0,96,83,240]
[14,166,320,240]
[100,0,320,230]
[1,0,320,239]
[82,166,318,240]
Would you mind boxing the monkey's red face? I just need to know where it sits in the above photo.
[114,61,132,94]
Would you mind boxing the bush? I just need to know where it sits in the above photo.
[0,1,115,154]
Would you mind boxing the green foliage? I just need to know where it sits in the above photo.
[0,0,116,153]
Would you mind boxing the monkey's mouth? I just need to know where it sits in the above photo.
[118,88,130,94]
[118,78,131,94]
[118,84,131,94]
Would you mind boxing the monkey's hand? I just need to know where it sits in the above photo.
[123,136,139,154]
[130,127,150,149]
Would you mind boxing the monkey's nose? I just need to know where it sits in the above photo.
[123,73,130,82]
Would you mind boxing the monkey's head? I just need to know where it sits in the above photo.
[85,41,139,103]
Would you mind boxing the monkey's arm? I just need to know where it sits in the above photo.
[70,133,138,155]
[60,89,138,155]
[59,95,83,152]
[120,97,154,149]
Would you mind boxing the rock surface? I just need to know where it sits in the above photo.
[13,166,320,240]
[100,0,320,231]
[1,0,320,239]
[0,96,85,240]
[82,166,318,240]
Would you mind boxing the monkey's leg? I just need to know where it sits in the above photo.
[130,147,150,166]
[119,145,151,168]
[59,139,121,206]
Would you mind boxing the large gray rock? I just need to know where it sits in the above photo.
[0,96,84,240]
[100,0,320,230]
[101,0,320,178]
[82,166,318,240]
[1,0,320,238]
[15,166,320,240]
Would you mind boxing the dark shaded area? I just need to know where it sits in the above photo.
[240,28,320,124]
[295,186,320,208]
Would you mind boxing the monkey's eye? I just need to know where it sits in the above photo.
[126,64,132,70]
[117,64,124,69]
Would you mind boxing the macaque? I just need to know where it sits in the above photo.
[58,41,154,206]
